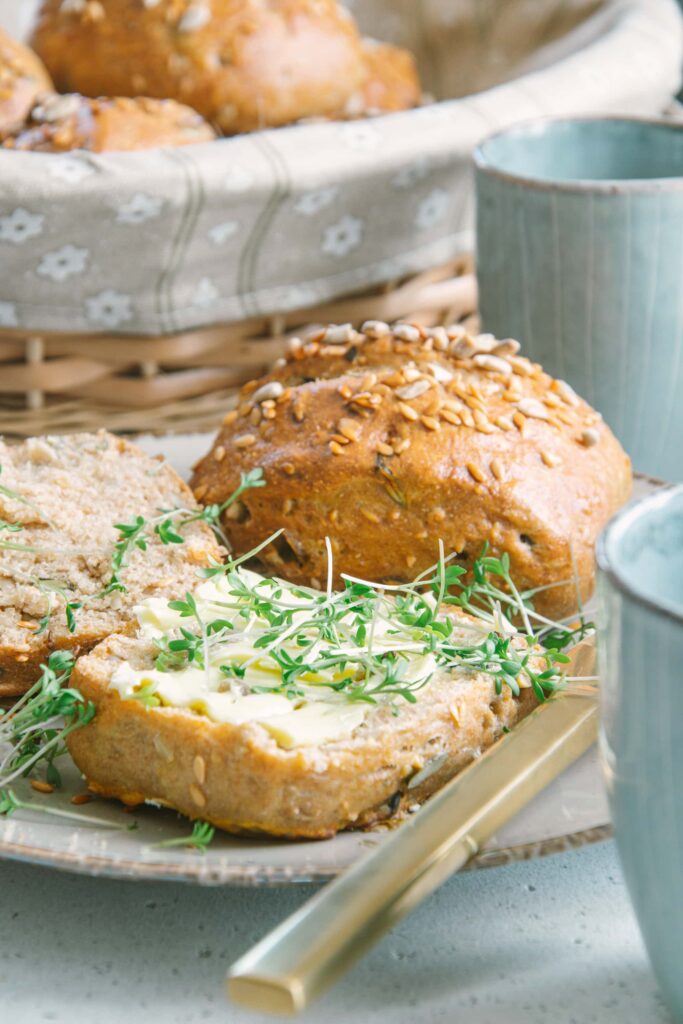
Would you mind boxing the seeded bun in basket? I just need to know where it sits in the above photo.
[31,0,370,135]
[191,323,632,620]
[0,432,221,698]
[0,26,53,139]
[2,93,216,152]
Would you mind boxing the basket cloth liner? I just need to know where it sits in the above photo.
[0,0,680,337]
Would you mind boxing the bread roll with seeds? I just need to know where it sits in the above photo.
[0,27,53,139]
[68,630,537,839]
[31,0,368,135]
[2,93,215,152]
[0,432,221,698]
[191,324,632,619]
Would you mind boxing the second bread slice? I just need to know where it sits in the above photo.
[0,431,222,697]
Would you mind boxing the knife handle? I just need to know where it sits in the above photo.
[228,683,597,1016]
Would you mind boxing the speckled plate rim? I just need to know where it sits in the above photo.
[0,824,615,887]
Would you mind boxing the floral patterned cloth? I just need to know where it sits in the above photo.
[0,0,680,335]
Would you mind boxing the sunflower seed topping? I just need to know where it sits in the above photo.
[472,354,513,375]
[323,323,356,344]
[473,333,499,353]
[427,362,454,383]
[395,380,431,401]
[361,320,391,338]
[450,335,478,358]
[393,323,421,343]
[580,428,599,447]
[554,379,581,407]
[428,326,450,351]
[517,398,550,420]
[251,381,284,404]
[493,338,522,356]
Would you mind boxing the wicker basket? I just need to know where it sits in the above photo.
[0,260,477,437]
[1,2,679,347]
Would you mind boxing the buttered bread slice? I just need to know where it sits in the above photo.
[67,563,569,838]
[0,432,222,697]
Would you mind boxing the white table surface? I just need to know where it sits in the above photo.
[1,840,673,1024]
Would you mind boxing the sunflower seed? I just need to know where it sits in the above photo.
[473,333,499,353]
[251,381,284,403]
[395,379,431,401]
[427,361,453,383]
[428,326,450,351]
[362,319,391,338]
[517,398,550,420]
[493,338,521,356]
[450,335,478,358]
[393,323,421,343]
[472,354,513,375]
[323,323,355,344]
[555,379,581,407]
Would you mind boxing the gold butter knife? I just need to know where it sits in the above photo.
[228,643,597,1016]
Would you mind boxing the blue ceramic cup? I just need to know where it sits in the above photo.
[597,484,683,1021]
[474,117,683,482]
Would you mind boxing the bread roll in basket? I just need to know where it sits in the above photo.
[0,25,51,138]
[0,0,678,341]
[30,0,375,133]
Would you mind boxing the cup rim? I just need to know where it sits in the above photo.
[596,483,683,625]
[473,114,683,194]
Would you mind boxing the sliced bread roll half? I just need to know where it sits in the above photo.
[70,634,537,839]
[0,431,222,697]
[67,566,547,839]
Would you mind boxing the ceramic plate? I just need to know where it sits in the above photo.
[0,436,660,886]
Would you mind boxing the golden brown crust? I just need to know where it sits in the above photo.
[353,39,422,116]
[0,643,49,699]
[191,324,632,620]
[0,625,131,699]
[31,0,368,134]
[2,93,215,152]
[0,27,53,139]
[68,633,537,839]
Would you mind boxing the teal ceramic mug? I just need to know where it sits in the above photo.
[597,484,683,1021]
[474,117,683,482]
